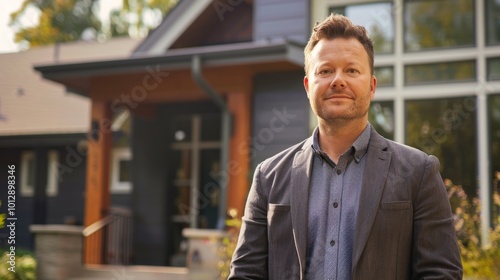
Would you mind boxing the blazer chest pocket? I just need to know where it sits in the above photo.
[267,204,292,242]
[268,204,290,212]
[380,201,411,210]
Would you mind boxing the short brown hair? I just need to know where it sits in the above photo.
[304,14,374,75]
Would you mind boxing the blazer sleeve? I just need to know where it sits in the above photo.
[411,155,463,279]
[228,163,269,279]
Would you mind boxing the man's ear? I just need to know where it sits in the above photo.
[304,75,310,97]
[370,75,377,100]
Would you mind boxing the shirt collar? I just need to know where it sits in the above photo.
[311,123,371,163]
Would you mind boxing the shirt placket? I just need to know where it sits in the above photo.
[324,155,347,280]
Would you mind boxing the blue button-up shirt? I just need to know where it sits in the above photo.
[305,124,371,280]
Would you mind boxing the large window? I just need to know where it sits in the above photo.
[321,0,498,233]
[404,0,475,51]
[406,97,477,198]
[330,2,394,54]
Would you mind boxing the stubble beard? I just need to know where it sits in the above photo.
[314,98,370,128]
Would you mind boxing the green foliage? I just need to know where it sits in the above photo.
[8,0,178,49]
[0,249,36,280]
[10,0,101,47]
[218,208,242,280]
[109,0,178,38]
[447,179,500,279]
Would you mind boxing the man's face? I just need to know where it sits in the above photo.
[304,38,376,125]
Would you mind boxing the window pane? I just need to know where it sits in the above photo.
[27,157,35,187]
[406,97,477,198]
[487,57,500,81]
[198,149,220,229]
[405,61,475,85]
[490,94,500,225]
[374,66,394,87]
[404,0,475,51]
[486,0,500,45]
[369,101,394,140]
[330,2,394,54]
[118,160,130,182]
[201,114,221,141]
[172,149,191,216]
[171,116,192,143]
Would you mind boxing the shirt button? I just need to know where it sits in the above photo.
[330,240,335,246]
[333,202,339,208]
[336,169,341,175]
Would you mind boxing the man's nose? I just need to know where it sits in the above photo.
[329,72,346,89]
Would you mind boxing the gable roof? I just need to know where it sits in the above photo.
[0,37,140,137]
[133,0,214,55]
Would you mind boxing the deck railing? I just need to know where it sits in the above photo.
[82,207,133,265]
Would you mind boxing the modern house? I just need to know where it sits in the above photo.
[7,0,500,276]
[34,0,311,267]
[0,37,140,250]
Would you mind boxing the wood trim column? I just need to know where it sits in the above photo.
[227,92,251,217]
[83,100,112,264]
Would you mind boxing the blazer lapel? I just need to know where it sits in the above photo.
[290,138,313,278]
[352,131,392,269]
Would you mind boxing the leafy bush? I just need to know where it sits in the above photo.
[447,179,500,279]
[0,248,36,280]
[218,208,241,280]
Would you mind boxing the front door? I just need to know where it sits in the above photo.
[168,113,222,265]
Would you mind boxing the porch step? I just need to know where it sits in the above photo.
[68,264,189,280]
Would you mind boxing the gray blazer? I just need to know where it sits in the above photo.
[229,127,462,279]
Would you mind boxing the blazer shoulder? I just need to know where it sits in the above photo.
[258,138,310,174]
[370,129,432,165]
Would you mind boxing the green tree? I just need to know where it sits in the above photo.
[109,0,178,38]
[9,0,178,48]
[9,0,101,47]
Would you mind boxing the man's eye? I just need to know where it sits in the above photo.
[318,69,331,75]
[347,69,359,74]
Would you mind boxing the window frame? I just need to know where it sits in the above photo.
[46,150,59,197]
[20,151,35,197]
[110,147,132,194]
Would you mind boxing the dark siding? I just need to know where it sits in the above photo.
[0,148,32,250]
[131,114,170,266]
[111,194,132,209]
[45,145,86,226]
[0,146,87,251]
[254,0,310,43]
[252,71,310,169]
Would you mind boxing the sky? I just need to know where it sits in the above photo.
[0,0,122,54]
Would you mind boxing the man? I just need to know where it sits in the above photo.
[229,14,463,280]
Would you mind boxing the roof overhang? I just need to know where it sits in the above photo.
[34,39,305,97]
[0,133,87,148]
